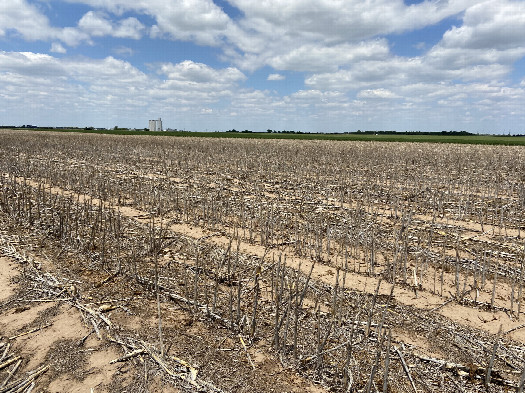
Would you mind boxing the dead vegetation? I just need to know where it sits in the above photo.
[1,129,525,392]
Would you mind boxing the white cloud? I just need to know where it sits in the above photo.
[223,0,477,70]
[441,0,525,51]
[64,0,231,45]
[114,17,145,39]
[267,40,390,72]
[159,60,246,88]
[78,11,113,36]
[304,0,525,93]
[1,1,525,132]
[0,0,54,41]
[0,0,90,46]
[0,51,250,127]
[0,51,65,77]
[50,43,67,54]
[78,11,145,39]
[357,89,399,99]
[267,73,285,81]
[59,0,477,72]
[56,27,91,47]
[229,0,476,41]
[419,0,525,83]
[113,46,134,56]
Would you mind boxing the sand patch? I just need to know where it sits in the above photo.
[13,304,90,370]
[47,346,123,393]
[0,302,54,333]
[0,256,18,302]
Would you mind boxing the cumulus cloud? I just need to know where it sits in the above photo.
[267,40,390,72]
[78,11,145,39]
[159,60,246,88]
[0,0,54,41]
[0,51,65,77]
[0,0,90,46]
[267,73,285,81]
[0,1,145,47]
[222,0,478,70]
[305,0,525,94]
[64,0,231,45]
[441,0,525,51]
[424,0,525,77]
[50,43,67,54]
[113,46,134,56]
[78,11,113,36]
[114,17,145,39]
[2,0,525,132]
[228,0,476,41]
[57,0,478,72]
[0,50,251,127]
[357,89,399,99]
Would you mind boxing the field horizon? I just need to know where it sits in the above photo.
[3,127,525,146]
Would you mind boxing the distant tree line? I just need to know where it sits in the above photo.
[348,130,475,136]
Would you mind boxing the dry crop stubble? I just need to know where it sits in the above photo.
[1,129,525,392]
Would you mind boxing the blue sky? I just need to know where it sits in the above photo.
[1,0,524,133]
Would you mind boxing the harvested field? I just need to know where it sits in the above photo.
[1,129,525,392]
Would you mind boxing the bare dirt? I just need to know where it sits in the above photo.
[2,131,525,392]
[0,257,17,302]
[0,236,329,393]
[0,257,136,392]
[15,179,525,346]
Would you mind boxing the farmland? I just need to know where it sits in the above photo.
[11,127,525,145]
[1,129,525,392]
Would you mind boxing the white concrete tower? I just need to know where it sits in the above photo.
[149,120,156,131]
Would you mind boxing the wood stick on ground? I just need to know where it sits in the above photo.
[0,365,48,393]
[0,359,21,389]
[383,328,392,393]
[239,335,255,370]
[503,323,525,336]
[8,323,52,340]
[0,357,21,372]
[366,278,382,337]
[395,346,417,393]
[110,349,146,364]
[518,362,525,393]
[485,324,502,387]
[73,303,112,328]
[90,318,102,340]
[429,295,455,313]
[0,344,10,363]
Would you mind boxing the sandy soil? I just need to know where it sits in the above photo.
[1,134,524,392]
[0,240,328,393]
[0,257,137,392]
[14,178,525,345]
[0,257,17,302]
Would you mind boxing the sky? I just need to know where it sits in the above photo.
[0,0,524,133]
